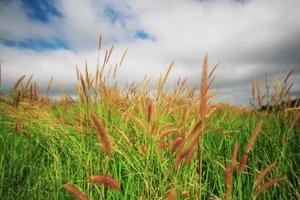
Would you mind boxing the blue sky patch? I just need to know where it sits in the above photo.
[134,30,154,41]
[21,0,61,23]
[0,38,69,51]
[104,5,130,24]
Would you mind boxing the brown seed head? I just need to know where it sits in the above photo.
[98,34,102,51]
[182,191,190,198]
[167,188,177,200]
[90,112,112,155]
[173,149,187,169]
[171,136,184,153]
[199,55,208,119]
[89,175,120,189]
[158,141,169,150]
[140,145,148,155]
[254,162,277,187]
[284,69,294,83]
[246,121,263,154]
[258,177,285,193]
[225,168,232,189]
[147,102,152,123]
[230,143,238,171]
[160,128,180,140]
[63,183,89,200]
[13,75,26,90]
[238,153,249,174]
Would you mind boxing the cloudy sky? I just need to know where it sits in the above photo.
[0,0,299,105]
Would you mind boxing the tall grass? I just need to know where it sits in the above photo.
[0,36,299,199]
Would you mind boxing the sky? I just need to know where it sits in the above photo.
[0,0,299,105]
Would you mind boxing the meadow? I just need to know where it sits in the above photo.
[0,37,299,199]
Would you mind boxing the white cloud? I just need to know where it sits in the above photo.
[0,0,300,105]
[0,1,57,40]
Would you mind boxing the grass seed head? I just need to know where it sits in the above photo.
[199,54,208,119]
[160,128,180,140]
[89,175,120,189]
[167,187,177,200]
[182,191,190,198]
[13,75,26,90]
[63,183,89,200]
[225,168,232,189]
[254,162,277,187]
[238,153,249,174]
[246,121,263,154]
[158,141,169,150]
[90,112,112,155]
[147,102,152,123]
[258,177,285,194]
[230,143,238,171]
[171,136,184,153]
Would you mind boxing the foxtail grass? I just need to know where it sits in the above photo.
[63,184,89,200]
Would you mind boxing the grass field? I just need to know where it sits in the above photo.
[0,43,299,199]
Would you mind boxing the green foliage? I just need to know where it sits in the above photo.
[0,103,299,199]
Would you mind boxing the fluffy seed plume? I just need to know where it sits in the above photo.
[185,121,201,141]
[254,162,277,187]
[140,145,148,155]
[147,102,152,123]
[208,63,219,79]
[90,112,112,155]
[89,175,120,189]
[185,134,200,164]
[15,90,21,107]
[173,149,187,169]
[98,34,102,51]
[13,75,26,90]
[230,143,238,171]
[63,184,89,200]
[46,76,53,97]
[284,69,294,83]
[225,168,232,189]
[106,45,114,64]
[246,121,263,154]
[258,177,285,193]
[285,83,294,96]
[238,153,249,174]
[167,188,177,200]
[24,74,33,91]
[182,191,190,198]
[160,128,180,140]
[119,49,127,66]
[80,76,87,97]
[171,136,184,153]
[225,168,232,200]
[199,54,208,118]
[158,141,169,150]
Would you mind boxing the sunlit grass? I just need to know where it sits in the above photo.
[0,36,299,199]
